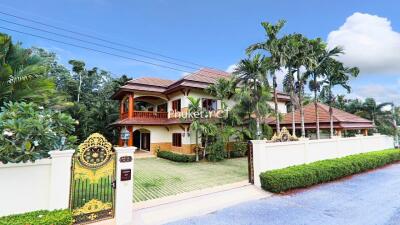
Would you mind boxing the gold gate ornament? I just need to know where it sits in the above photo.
[69,133,116,224]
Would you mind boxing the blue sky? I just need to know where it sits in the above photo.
[1,0,399,103]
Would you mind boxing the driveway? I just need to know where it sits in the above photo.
[167,163,400,225]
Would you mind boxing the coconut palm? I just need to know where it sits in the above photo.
[246,19,286,134]
[320,59,359,138]
[233,54,271,140]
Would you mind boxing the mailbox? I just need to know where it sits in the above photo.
[121,169,131,181]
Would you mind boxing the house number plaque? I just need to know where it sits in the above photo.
[119,156,133,163]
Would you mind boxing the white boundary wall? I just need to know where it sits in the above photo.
[252,134,394,187]
[0,150,74,217]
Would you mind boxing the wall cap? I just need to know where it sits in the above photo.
[49,149,75,158]
[115,147,137,154]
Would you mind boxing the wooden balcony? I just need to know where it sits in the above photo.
[133,111,168,119]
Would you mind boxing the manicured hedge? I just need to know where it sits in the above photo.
[0,209,72,225]
[157,150,196,162]
[260,149,400,193]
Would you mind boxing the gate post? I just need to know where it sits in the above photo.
[115,146,136,225]
[247,141,254,184]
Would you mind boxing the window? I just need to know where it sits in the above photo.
[172,133,182,147]
[172,99,181,112]
[202,99,217,111]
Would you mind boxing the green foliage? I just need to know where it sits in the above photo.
[206,138,226,162]
[0,33,59,107]
[0,102,77,163]
[0,209,72,225]
[157,150,196,163]
[260,149,400,193]
[229,142,247,158]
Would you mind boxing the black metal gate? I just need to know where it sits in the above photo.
[69,133,116,224]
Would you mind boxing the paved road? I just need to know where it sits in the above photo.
[167,163,400,225]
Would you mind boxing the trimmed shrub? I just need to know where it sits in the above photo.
[0,209,72,225]
[157,150,196,162]
[260,149,400,193]
[229,142,247,158]
[206,139,226,162]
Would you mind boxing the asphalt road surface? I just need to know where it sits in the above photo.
[167,163,400,225]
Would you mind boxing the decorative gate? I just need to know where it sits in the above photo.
[69,133,116,224]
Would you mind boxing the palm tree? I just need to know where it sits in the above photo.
[0,34,55,106]
[320,59,359,138]
[306,39,344,139]
[187,96,203,161]
[233,54,271,140]
[200,122,218,158]
[246,19,286,134]
[280,34,301,136]
[206,77,235,127]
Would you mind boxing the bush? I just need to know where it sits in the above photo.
[229,142,247,158]
[207,139,226,162]
[0,209,72,225]
[260,149,400,193]
[0,102,77,163]
[157,150,196,162]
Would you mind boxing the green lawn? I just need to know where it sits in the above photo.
[133,157,248,202]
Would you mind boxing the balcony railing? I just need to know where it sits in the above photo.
[133,111,168,119]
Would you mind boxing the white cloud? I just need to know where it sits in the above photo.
[226,64,237,73]
[349,84,400,104]
[327,12,400,74]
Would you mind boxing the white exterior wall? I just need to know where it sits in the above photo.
[133,126,171,143]
[0,150,74,217]
[252,135,394,187]
[267,101,287,113]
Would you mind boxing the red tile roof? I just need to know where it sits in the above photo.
[112,68,290,102]
[127,77,175,87]
[267,102,374,130]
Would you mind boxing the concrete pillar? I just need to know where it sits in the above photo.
[48,150,75,210]
[114,147,136,225]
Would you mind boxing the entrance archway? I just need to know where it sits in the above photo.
[133,129,151,151]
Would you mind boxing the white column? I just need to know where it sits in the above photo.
[114,147,136,225]
[48,149,75,210]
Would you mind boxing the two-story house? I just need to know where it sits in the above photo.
[111,68,291,154]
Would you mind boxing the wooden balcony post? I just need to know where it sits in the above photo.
[128,126,133,146]
[128,93,134,119]
[120,99,124,119]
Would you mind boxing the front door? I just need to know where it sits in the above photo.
[141,133,150,151]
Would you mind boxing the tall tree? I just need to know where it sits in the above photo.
[246,19,286,134]
[233,54,271,140]
[306,39,344,139]
[320,59,359,138]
